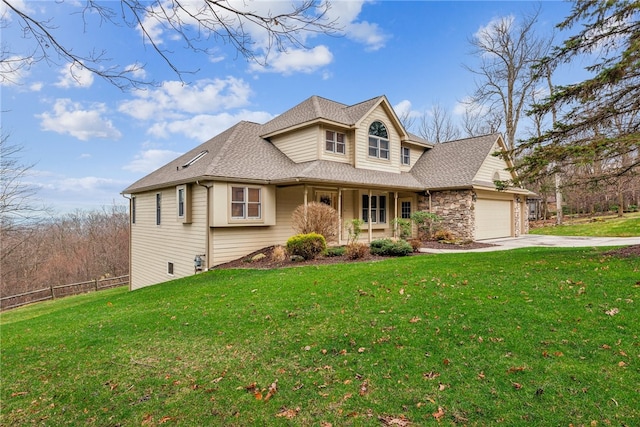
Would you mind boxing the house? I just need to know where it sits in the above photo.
[123,95,530,290]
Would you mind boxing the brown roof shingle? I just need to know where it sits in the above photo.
[411,133,501,189]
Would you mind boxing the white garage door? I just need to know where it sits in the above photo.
[475,199,512,240]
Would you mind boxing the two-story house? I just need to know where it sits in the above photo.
[123,95,530,290]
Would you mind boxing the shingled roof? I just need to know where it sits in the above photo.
[411,133,502,189]
[123,98,508,195]
[260,95,385,137]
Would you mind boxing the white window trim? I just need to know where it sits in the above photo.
[325,130,346,155]
[361,192,388,226]
[230,185,263,222]
[401,147,410,165]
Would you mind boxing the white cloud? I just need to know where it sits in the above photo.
[118,77,252,120]
[326,0,389,51]
[453,96,488,116]
[250,45,333,75]
[124,63,147,79]
[55,63,95,88]
[148,110,275,141]
[474,15,515,56]
[123,149,184,173]
[38,98,122,141]
[0,55,32,87]
[393,100,421,120]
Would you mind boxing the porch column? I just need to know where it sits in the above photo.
[303,184,308,220]
[368,189,373,242]
[338,188,343,244]
[394,191,398,239]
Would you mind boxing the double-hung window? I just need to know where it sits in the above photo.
[231,187,261,219]
[368,121,389,160]
[401,147,410,165]
[155,193,161,225]
[362,194,387,224]
[325,130,345,154]
[177,187,185,218]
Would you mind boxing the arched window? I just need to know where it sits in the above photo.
[368,121,389,159]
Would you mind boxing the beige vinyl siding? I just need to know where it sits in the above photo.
[209,186,304,266]
[474,141,512,182]
[130,186,207,290]
[270,125,319,163]
[320,127,352,164]
[210,182,276,227]
[354,105,401,174]
[399,144,424,171]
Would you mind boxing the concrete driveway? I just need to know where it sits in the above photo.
[420,234,640,253]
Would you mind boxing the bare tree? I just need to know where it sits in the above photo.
[464,7,552,150]
[1,0,340,89]
[0,134,49,264]
[461,104,503,137]
[418,103,460,143]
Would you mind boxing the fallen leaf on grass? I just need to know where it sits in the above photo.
[512,382,522,390]
[11,391,28,397]
[275,407,299,419]
[141,414,153,425]
[264,380,278,402]
[432,406,446,421]
[409,316,421,323]
[379,414,411,426]
[507,366,526,374]
[605,308,619,316]
[159,415,173,423]
[423,371,441,380]
[359,380,369,396]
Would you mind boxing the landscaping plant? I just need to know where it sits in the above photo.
[285,233,326,260]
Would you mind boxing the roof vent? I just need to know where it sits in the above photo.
[182,150,208,168]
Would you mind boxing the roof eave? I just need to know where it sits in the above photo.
[260,118,354,139]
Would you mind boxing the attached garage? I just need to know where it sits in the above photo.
[475,198,512,240]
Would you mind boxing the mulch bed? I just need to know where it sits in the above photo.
[605,244,640,258]
[213,240,498,270]
[213,241,640,270]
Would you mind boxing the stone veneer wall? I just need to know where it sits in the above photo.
[417,190,475,241]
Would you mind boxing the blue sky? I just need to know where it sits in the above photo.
[1,1,581,214]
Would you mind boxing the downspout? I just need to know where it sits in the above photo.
[426,190,432,212]
[338,187,343,244]
[196,181,213,270]
[368,189,373,243]
[394,191,398,239]
[122,194,132,291]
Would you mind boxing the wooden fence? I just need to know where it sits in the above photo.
[0,275,129,311]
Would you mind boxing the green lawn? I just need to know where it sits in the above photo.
[531,212,640,237]
[2,248,639,426]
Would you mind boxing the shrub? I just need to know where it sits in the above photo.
[408,238,422,252]
[326,246,346,257]
[392,218,412,239]
[345,242,369,260]
[347,218,364,244]
[291,202,338,239]
[369,239,413,257]
[434,229,454,241]
[271,245,287,262]
[286,233,326,260]
[411,211,442,240]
